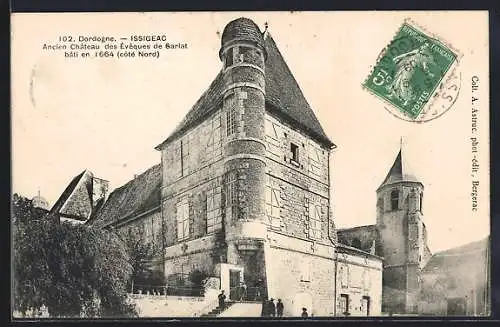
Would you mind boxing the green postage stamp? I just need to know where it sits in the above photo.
[363,20,460,121]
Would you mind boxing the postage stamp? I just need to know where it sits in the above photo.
[363,19,460,122]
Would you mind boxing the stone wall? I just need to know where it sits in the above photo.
[264,231,336,317]
[335,249,383,316]
[264,113,332,245]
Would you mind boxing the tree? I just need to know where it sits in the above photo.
[12,193,47,225]
[12,194,137,318]
[118,229,162,292]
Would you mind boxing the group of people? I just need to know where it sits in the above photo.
[261,298,309,318]
[261,298,284,317]
[218,289,309,318]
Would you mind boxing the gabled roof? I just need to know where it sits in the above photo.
[48,170,94,221]
[155,30,334,150]
[378,149,421,191]
[89,164,162,229]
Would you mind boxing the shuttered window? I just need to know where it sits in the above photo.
[176,199,189,241]
[207,186,222,234]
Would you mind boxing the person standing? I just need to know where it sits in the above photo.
[239,281,247,301]
[276,299,284,317]
[218,290,226,309]
[268,298,276,317]
[301,307,309,318]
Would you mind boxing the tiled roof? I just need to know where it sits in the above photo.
[89,164,162,228]
[156,28,334,149]
[378,149,421,190]
[221,17,265,51]
[48,170,93,221]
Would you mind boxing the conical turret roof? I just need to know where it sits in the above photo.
[378,149,421,190]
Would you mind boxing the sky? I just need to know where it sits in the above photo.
[12,11,490,252]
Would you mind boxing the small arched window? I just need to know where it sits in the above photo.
[390,189,399,211]
[419,192,423,212]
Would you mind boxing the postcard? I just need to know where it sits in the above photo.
[11,11,490,318]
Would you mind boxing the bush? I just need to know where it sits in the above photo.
[13,196,137,318]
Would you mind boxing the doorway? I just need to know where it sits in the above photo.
[362,296,371,316]
[229,269,242,301]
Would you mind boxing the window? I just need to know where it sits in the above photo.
[226,105,237,136]
[206,186,222,234]
[419,192,423,212]
[340,294,349,315]
[308,202,322,239]
[226,172,238,220]
[225,47,234,67]
[176,199,189,241]
[265,185,281,227]
[390,189,399,211]
[290,143,299,163]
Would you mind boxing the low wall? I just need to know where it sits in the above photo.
[130,288,219,317]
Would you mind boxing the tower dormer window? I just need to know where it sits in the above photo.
[390,189,399,211]
[225,47,234,67]
[290,143,299,164]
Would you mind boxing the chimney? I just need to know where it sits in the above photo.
[92,177,109,207]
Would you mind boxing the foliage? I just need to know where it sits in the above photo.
[188,269,209,287]
[12,194,137,318]
[118,229,162,286]
[12,193,47,225]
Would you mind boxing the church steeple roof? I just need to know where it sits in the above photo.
[377,145,421,191]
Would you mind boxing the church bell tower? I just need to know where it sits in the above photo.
[376,144,426,314]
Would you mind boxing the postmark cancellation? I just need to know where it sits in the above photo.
[363,19,463,123]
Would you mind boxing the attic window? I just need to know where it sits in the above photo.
[290,143,299,164]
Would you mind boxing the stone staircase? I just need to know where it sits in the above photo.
[200,301,236,317]
[201,301,263,318]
